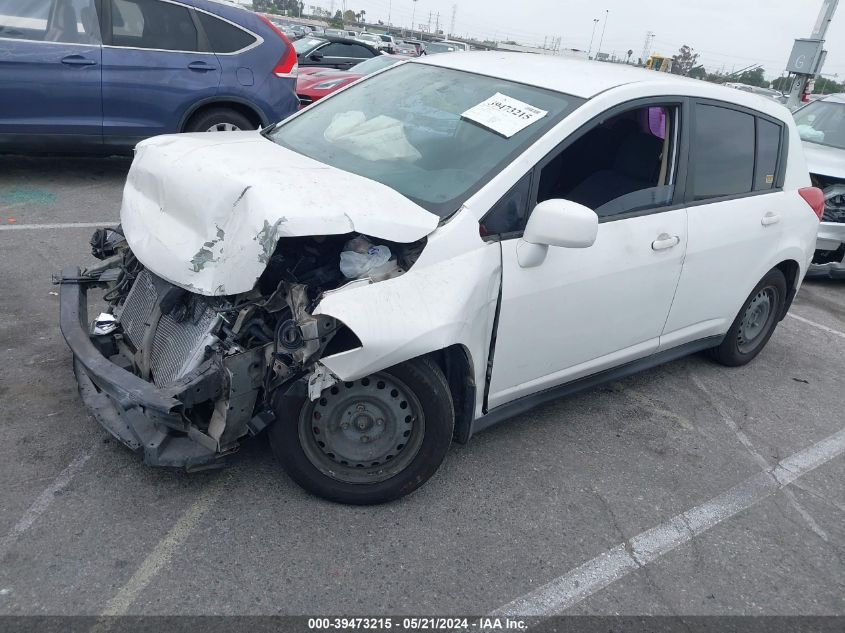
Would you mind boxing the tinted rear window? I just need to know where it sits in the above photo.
[755,118,782,191]
[198,12,255,53]
[692,104,755,199]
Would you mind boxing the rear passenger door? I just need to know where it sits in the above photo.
[101,0,221,144]
[660,101,788,349]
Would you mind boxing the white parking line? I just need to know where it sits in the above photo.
[0,445,96,559]
[99,476,229,616]
[690,375,829,542]
[491,426,845,617]
[788,313,845,340]
[0,222,116,231]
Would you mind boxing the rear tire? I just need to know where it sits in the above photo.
[184,107,254,133]
[269,357,454,505]
[708,268,787,367]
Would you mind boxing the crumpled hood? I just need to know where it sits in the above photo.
[803,141,845,181]
[121,132,439,296]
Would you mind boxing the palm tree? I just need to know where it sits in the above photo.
[359,9,366,24]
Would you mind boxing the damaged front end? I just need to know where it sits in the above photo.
[58,227,426,470]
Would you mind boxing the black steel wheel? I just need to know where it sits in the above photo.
[708,268,787,367]
[269,357,454,505]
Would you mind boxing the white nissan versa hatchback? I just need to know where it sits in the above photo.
[59,53,823,504]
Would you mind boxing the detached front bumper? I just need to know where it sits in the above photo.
[59,267,229,471]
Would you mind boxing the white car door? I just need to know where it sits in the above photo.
[485,100,689,409]
[660,101,788,348]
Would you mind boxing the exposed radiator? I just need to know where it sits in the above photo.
[118,269,220,386]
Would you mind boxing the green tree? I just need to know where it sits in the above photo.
[671,45,699,76]
[688,65,707,80]
[343,9,356,23]
[734,67,767,88]
[330,9,343,26]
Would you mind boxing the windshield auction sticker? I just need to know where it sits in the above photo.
[461,93,548,138]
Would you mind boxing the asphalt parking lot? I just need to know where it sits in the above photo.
[0,155,844,617]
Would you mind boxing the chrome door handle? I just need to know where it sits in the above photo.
[761,212,781,226]
[652,233,680,251]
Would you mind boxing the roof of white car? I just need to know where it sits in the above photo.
[818,93,845,104]
[416,52,785,110]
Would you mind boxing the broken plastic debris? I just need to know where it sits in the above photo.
[92,313,118,336]
[339,236,394,279]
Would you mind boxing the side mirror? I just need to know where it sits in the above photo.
[518,199,598,268]
[524,199,598,248]
[309,52,324,61]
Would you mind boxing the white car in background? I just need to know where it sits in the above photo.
[356,32,387,51]
[60,54,822,505]
[794,94,845,278]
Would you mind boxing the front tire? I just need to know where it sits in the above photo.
[269,357,454,505]
[708,268,787,367]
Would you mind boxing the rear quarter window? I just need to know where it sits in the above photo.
[691,104,755,200]
[754,118,782,191]
[197,12,255,53]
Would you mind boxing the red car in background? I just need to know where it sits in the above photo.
[296,55,407,107]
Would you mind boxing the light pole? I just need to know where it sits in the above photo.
[411,0,418,37]
[587,18,599,57]
[388,0,392,28]
[597,9,609,58]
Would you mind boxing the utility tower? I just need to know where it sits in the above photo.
[450,4,456,37]
[641,31,655,64]
[786,0,839,108]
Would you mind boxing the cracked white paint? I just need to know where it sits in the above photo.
[121,132,439,296]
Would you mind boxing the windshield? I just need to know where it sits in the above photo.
[426,42,458,54]
[794,99,845,149]
[293,36,325,53]
[358,34,379,42]
[269,63,582,216]
[350,55,403,75]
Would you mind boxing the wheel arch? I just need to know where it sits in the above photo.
[774,258,801,320]
[180,97,268,132]
[426,345,476,444]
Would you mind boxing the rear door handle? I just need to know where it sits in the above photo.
[761,212,781,226]
[652,233,680,251]
[61,54,97,66]
[188,61,217,72]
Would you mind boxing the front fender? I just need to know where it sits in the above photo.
[313,245,501,399]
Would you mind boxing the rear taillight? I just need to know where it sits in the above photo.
[799,187,825,220]
[259,14,298,78]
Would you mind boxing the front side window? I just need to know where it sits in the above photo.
[197,12,255,53]
[794,99,845,149]
[111,0,198,51]
[691,104,755,200]
[0,0,51,41]
[0,0,99,43]
[269,64,581,217]
[537,104,679,220]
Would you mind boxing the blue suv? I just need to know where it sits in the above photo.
[0,0,299,153]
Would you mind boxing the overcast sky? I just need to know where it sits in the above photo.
[329,0,845,80]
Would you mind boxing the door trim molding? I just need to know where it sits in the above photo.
[469,335,723,440]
